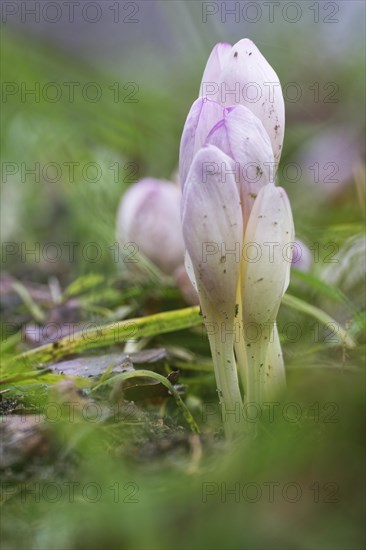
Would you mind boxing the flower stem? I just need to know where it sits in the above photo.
[206,317,246,439]
[245,322,287,409]
[245,338,268,407]
[234,285,248,397]
[264,324,286,401]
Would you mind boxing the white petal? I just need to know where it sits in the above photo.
[199,42,232,99]
[181,145,243,319]
[242,184,294,326]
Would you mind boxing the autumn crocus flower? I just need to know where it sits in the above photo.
[182,146,294,433]
[180,39,294,437]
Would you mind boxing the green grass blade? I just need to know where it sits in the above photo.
[5,306,201,368]
[282,294,355,349]
[93,369,200,434]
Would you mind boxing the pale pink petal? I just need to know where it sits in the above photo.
[217,38,285,163]
[206,104,275,224]
[199,42,232,99]
[181,145,243,319]
[179,98,223,189]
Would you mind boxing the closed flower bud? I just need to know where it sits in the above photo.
[242,184,294,327]
[200,38,285,163]
[179,38,292,435]
[116,178,185,275]
[241,184,294,404]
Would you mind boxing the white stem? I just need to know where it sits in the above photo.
[234,286,248,397]
[245,335,270,407]
[205,310,246,439]
[246,321,287,409]
[264,324,286,401]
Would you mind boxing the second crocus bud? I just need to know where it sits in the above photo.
[116,178,185,275]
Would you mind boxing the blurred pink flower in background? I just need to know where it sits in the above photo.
[116,178,185,276]
[116,177,198,303]
[295,127,363,197]
[291,239,312,272]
